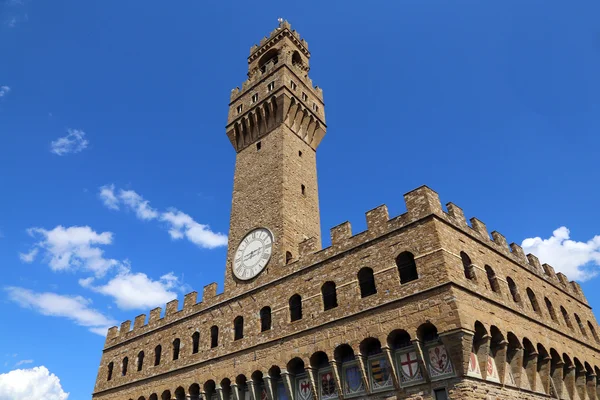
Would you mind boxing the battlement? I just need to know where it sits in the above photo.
[104,185,589,347]
[229,20,323,104]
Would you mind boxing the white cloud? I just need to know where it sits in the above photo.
[521,226,600,281]
[98,185,227,248]
[50,129,89,156]
[19,248,38,263]
[82,269,180,310]
[22,225,119,276]
[161,209,228,249]
[5,287,116,336]
[15,360,33,367]
[0,366,69,400]
[0,86,10,97]
[119,190,159,220]
[99,184,119,210]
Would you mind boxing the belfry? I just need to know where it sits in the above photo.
[93,20,600,400]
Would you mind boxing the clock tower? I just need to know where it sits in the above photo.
[224,20,326,296]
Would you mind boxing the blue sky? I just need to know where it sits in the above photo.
[1,0,600,399]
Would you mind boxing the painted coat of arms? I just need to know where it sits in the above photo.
[467,351,482,378]
[486,355,500,383]
[296,376,312,400]
[427,345,454,378]
[319,371,337,400]
[398,351,423,384]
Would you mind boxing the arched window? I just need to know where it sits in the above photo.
[460,251,474,280]
[289,294,302,321]
[260,306,272,332]
[485,265,501,293]
[506,277,520,302]
[137,351,144,371]
[172,338,180,360]
[418,323,439,343]
[526,288,540,313]
[358,267,377,297]
[154,345,162,366]
[192,332,200,354]
[321,281,338,311]
[588,321,599,342]
[561,306,573,329]
[574,314,587,336]
[122,357,128,376]
[210,326,219,348]
[286,251,293,265]
[544,297,558,322]
[234,316,244,340]
[397,251,418,283]
[107,362,114,381]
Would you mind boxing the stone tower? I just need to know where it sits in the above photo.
[224,20,326,296]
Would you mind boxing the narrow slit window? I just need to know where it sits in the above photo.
[107,362,113,381]
[301,92,308,101]
[289,294,302,321]
[267,82,275,92]
[256,141,261,151]
[301,184,305,195]
[210,326,219,348]
[290,81,297,90]
[137,351,144,371]
[172,338,180,360]
[251,93,259,103]
[321,281,338,311]
[236,105,243,114]
[192,332,200,354]
[260,306,272,332]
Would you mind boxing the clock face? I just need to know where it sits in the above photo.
[233,228,274,281]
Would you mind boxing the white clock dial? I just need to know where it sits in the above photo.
[233,228,274,281]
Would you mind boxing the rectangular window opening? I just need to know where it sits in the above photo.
[433,388,448,400]
[302,92,308,101]
[236,105,243,114]
[256,141,261,151]
[268,82,275,92]
[251,93,259,103]
[290,81,297,90]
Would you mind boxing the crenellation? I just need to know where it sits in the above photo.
[509,243,527,262]
[526,254,542,274]
[491,231,509,251]
[183,292,198,310]
[133,314,146,330]
[404,185,442,220]
[149,307,162,324]
[469,217,490,240]
[165,299,179,317]
[203,282,218,301]
[542,263,558,281]
[557,273,570,288]
[330,221,352,245]
[120,320,131,335]
[106,326,118,342]
[446,202,467,226]
[365,204,389,233]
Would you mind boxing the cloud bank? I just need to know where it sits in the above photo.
[521,226,600,281]
[99,184,227,248]
[0,366,69,400]
[20,225,119,277]
[5,287,116,336]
